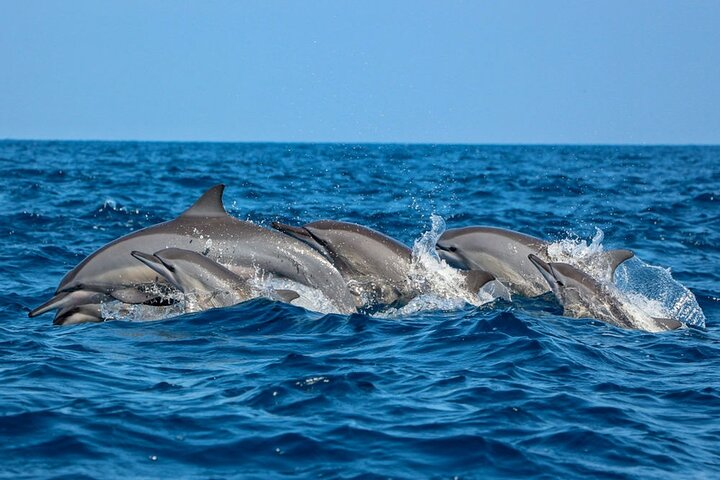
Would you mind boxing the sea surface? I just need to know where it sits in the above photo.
[1,141,719,479]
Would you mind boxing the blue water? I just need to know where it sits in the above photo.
[1,141,719,478]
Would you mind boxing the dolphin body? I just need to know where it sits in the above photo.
[131,248,299,313]
[29,185,356,324]
[435,226,634,297]
[272,220,417,306]
[272,220,496,307]
[528,254,682,332]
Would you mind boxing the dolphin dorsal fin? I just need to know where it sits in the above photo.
[602,249,634,278]
[462,270,495,294]
[181,184,227,217]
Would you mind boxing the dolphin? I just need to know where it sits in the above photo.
[272,220,417,306]
[435,226,634,297]
[131,248,299,313]
[29,185,356,325]
[528,254,681,331]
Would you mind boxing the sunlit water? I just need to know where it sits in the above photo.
[1,141,718,478]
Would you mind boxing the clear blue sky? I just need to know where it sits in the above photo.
[1,1,719,144]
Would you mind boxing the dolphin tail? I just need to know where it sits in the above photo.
[462,270,495,294]
[29,292,70,317]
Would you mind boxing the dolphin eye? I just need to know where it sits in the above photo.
[556,280,564,287]
[449,246,458,252]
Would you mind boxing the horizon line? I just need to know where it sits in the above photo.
[1,137,719,148]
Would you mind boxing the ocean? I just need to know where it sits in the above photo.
[1,141,718,478]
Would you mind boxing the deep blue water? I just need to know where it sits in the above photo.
[1,141,719,479]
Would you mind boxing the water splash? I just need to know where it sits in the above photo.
[615,257,706,328]
[381,215,500,317]
[256,274,340,315]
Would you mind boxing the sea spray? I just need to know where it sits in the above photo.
[380,215,500,317]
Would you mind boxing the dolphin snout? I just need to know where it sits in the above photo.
[527,254,550,273]
[132,250,178,275]
[131,250,161,266]
[271,222,312,239]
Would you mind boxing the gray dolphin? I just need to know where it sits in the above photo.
[30,185,356,324]
[131,248,299,313]
[436,226,634,297]
[528,254,681,331]
[272,220,416,306]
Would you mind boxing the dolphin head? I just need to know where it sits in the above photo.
[435,231,471,269]
[132,247,251,298]
[528,254,592,293]
[131,249,205,294]
[527,254,566,297]
[529,254,612,315]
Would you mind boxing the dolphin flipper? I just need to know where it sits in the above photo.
[461,270,495,294]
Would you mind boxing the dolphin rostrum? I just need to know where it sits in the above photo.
[436,226,634,297]
[528,254,681,332]
[30,185,356,325]
[131,248,299,313]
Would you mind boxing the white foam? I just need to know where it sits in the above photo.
[254,274,340,315]
[376,215,500,319]
[100,300,185,323]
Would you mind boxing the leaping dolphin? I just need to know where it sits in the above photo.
[272,220,417,306]
[528,254,681,332]
[131,248,299,313]
[436,226,634,297]
[30,185,356,324]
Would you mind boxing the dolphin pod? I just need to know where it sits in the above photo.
[29,185,683,331]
